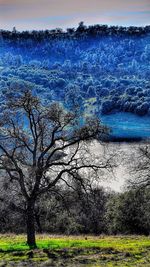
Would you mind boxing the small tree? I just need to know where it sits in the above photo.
[0,91,111,247]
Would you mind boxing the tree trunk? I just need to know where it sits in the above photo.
[26,199,36,248]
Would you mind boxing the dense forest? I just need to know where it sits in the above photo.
[0,23,150,140]
[1,181,150,235]
[0,180,150,235]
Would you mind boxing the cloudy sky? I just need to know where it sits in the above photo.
[0,0,149,31]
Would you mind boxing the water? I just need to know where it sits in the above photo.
[101,112,150,140]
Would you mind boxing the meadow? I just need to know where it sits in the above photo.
[0,235,150,266]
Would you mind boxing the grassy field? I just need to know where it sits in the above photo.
[0,234,150,266]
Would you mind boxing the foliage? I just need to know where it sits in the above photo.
[0,183,150,236]
[105,188,150,235]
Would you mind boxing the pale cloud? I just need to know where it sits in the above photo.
[0,0,149,30]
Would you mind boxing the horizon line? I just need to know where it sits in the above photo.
[1,22,150,33]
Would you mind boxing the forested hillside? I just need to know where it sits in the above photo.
[0,24,150,138]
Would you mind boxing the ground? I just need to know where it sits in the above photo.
[0,235,150,266]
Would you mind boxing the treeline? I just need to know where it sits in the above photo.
[1,22,150,42]
[0,185,150,235]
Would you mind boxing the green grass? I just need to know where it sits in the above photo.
[0,234,150,266]
[0,234,149,252]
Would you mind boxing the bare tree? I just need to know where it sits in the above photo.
[0,91,112,247]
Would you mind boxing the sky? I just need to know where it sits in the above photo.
[0,0,150,31]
